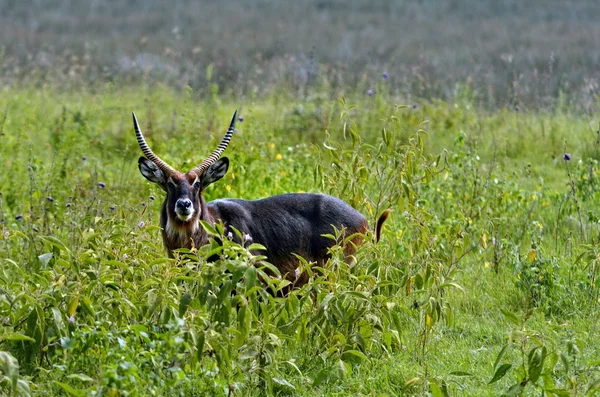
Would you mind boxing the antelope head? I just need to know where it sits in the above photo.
[134,111,236,237]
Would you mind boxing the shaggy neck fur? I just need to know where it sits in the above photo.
[160,194,215,257]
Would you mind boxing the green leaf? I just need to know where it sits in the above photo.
[196,332,205,362]
[544,388,571,397]
[403,377,421,391]
[67,296,79,317]
[53,381,87,397]
[342,349,369,362]
[449,371,474,377]
[81,296,96,318]
[500,308,520,326]
[489,363,512,384]
[560,353,570,373]
[179,292,192,317]
[430,382,442,397]
[0,333,36,342]
[245,266,258,290]
[528,346,546,384]
[493,345,509,371]
[272,377,295,390]
[246,243,266,252]
[439,282,464,292]
[66,374,94,382]
[501,383,524,397]
[38,252,53,267]
[199,220,218,236]
[52,307,66,334]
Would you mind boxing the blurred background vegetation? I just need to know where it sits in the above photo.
[1,0,600,110]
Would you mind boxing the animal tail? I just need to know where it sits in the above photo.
[375,209,391,243]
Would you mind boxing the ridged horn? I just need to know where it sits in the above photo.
[133,112,176,176]
[192,111,237,176]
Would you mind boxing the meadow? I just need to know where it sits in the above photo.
[1,1,600,395]
[1,79,600,396]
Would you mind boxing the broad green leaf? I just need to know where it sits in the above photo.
[0,333,36,342]
[430,382,442,397]
[500,308,520,326]
[67,296,79,317]
[489,363,512,384]
[342,349,369,362]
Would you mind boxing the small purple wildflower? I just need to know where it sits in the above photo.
[563,153,571,161]
[514,105,520,112]
[382,72,389,80]
[98,182,106,189]
[32,226,39,232]
[138,221,145,228]
[68,316,75,324]
[412,104,419,110]
[15,214,23,220]
[110,205,116,211]
[149,195,156,201]
[122,253,128,260]
[294,268,300,279]
[141,202,146,206]
[81,156,87,162]
[47,196,54,203]
[243,233,252,243]
[238,115,244,123]
[4,231,9,239]
[227,231,233,240]
[367,89,374,97]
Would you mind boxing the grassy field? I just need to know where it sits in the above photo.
[1,83,600,396]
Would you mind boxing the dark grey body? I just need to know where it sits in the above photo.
[207,193,368,281]
[135,114,376,292]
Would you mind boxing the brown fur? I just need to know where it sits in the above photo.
[375,209,391,243]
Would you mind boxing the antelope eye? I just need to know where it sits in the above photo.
[194,181,202,189]
[167,178,177,187]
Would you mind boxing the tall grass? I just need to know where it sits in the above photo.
[0,84,599,395]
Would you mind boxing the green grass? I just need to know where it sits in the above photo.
[1,84,600,396]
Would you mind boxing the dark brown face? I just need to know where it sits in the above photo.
[138,156,230,228]
[165,172,203,224]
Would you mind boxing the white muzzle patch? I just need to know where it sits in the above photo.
[175,208,195,222]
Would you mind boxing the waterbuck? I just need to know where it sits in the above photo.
[133,111,389,287]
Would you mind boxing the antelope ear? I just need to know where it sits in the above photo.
[200,157,229,189]
[138,157,167,190]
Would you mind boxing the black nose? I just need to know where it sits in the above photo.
[176,198,192,211]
